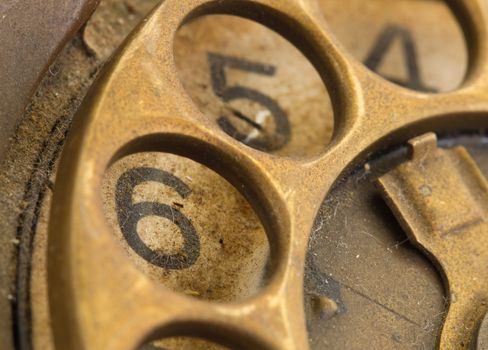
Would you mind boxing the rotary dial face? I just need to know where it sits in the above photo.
[2,0,486,350]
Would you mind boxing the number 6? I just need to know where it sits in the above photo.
[115,167,200,270]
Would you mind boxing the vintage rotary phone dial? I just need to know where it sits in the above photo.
[1,0,487,349]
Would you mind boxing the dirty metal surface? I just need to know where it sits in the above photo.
[305,150,447,350]
[2,0,488,349]
[379,133,488,349]
[45,0,488,349]
[0,1,99,349]
[0,1,161,350]
[0,0,99,163]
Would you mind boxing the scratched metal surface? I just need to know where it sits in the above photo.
[305,134,488,350]
[305,144,446,349]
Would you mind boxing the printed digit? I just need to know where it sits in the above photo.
[115,167,200,270]
[364,25,437,92]
[208,52,291,151]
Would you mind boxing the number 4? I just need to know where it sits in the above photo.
[364,25,437,92]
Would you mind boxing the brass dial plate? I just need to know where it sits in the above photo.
[2,0,488,349]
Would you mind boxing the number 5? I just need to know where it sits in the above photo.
[208,52,290,152]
